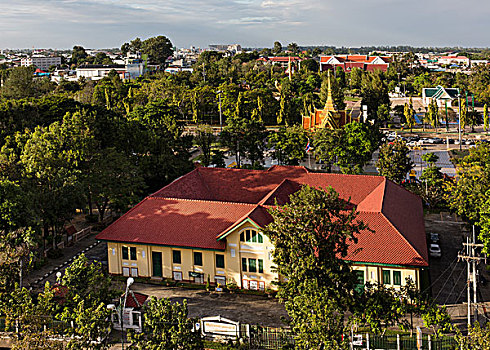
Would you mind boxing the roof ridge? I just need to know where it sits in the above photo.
[149,168,200,197]
[195,167,214,200]
[258,178,294,205]
[216,204,264,239]
[146,196,259,206]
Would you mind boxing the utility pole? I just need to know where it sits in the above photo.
[458,226,486,328]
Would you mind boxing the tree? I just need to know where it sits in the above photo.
[60,296,111,350]
[129,297,202,350]
[268,125,308,165]
[458,322,490,349]
[336,122,379,174]
[460,103,468,132]
[376,140,413,184]
[195,125,215,167]
[418,153,447,209]
[142,35,174,66]
[20,123,85,251]
[287,42,299,54]
[404,103,415,132]
[360,70,390,125]
[220,116,268,168]
[61,254,112,307]
[484,103,488,133]
[262,185,369,348]
[70,45,88,66]
[273,41,282,55]
[1,66,38,99]
[426,99,439,131]
[446,144,490,250]
[313,128,343,172]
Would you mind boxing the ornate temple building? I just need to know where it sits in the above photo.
[302,72,347,130]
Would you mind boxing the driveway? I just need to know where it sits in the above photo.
[128,283,289,327]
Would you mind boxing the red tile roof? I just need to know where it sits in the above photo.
[97,166,428,267]
[124,291,149,309]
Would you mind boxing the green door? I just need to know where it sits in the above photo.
[152,252,162,277]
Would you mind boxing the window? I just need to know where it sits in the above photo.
[215,276,226,286]
[132,313,140,327]
[173,250,181,264]
[240,229,264,243]
[393,271,402,285]
[383,270,391,285]
[173,271,183,281]
[258,259,263,273]
[130,268,138,277]
[242,258,247,272]
[216,254,225,268]
[122,267,130,277]
[194,252,203,266]
[130,247,137,260]
[249,258,257,273]
[354,270,365,293]
[122,246,129,260]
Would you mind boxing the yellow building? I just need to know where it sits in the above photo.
[97,166,429,291]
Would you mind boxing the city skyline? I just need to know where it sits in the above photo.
[1,0,489,49]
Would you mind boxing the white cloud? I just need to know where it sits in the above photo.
[0,0,488,48]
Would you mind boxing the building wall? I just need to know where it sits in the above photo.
[106,222,280,290]
[352,264,420,289]
[107,227,421,291]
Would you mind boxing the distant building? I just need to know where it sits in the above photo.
[257,56,303,69]
[436,55,470,67]
[76,59,145,81]
[422,86,460,108]
[302,72,347,130]
[209,44,242,54]
[21,56,62,71]
[320,55,390,72]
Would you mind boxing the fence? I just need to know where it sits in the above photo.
[352,333,459,350]
[245,328,459,350]
[249,326,294,349]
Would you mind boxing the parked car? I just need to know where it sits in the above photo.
[430,233,440,243]
[429,243,442,258]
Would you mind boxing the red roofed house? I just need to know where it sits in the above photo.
[110,291,148,332]
[320,55,390,72]
[97,166,429,291]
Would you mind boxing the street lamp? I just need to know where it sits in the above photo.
[217,90,223,133]
[108,277,134,350]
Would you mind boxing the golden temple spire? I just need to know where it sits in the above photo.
[324,70,336,112]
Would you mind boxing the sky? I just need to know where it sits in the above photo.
[0,0,489,49]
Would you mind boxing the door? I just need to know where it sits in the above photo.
[152,251,163,277]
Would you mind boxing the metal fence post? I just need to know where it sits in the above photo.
[397,334,400,350]
[366,333,370,350]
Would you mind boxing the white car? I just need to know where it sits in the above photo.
[429,244,441,258]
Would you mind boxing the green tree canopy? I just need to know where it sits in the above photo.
[262,185,369,348]
[129,297,202,349]
[376,139,413,184]
[268,125,308,165]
